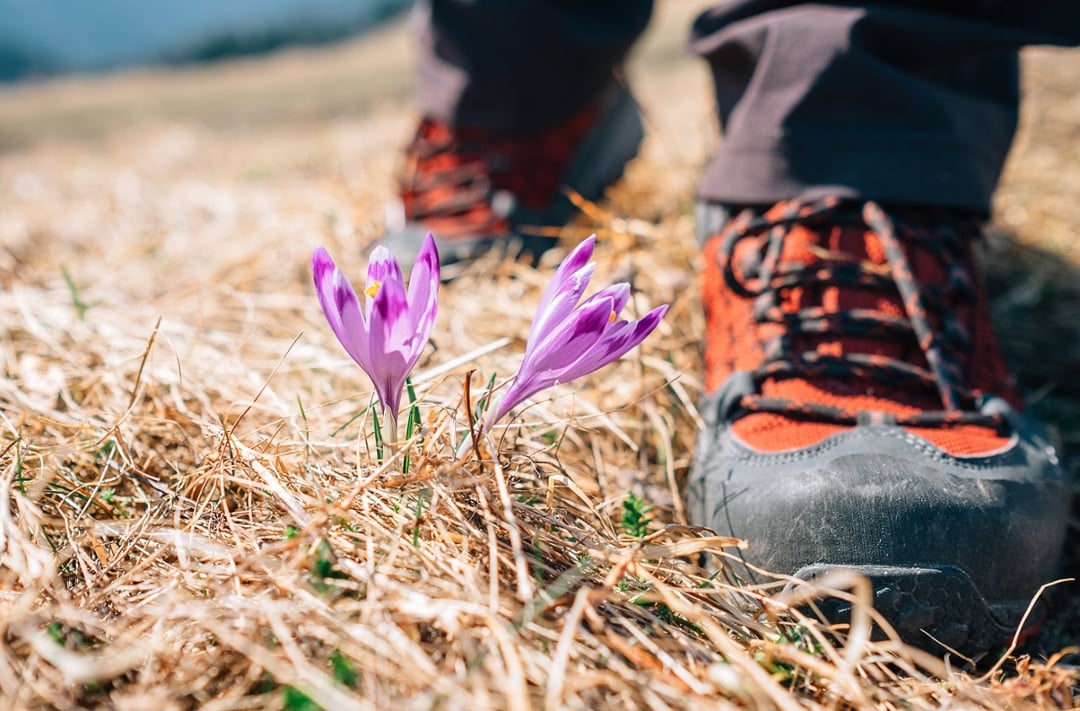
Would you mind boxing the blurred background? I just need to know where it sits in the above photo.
[0,0,410,81]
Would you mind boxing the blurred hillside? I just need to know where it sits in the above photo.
[0,0,408,80]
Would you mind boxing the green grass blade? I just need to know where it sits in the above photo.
[403,377,420,474]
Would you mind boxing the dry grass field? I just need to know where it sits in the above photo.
[0,2,1078,708]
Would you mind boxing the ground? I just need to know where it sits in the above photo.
[0,2,1078,709]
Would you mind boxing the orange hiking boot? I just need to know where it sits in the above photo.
[382,82,642,274]
[686,198,1070,659]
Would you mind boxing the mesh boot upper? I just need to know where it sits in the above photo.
[399,107,599,241]
[701,199,1018,457]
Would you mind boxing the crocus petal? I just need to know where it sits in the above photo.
[312,248,374,374]
[521,293,615,377]
[486,295,615,426]
[312,247,350,339]
[523,262,595,360]
[528,237,595,342]
[364,245,406,319]
[581,282,631,317]
[545,237,595,304]
[366,267,412,411]
[408,233,440,341]
[556,305,668,382]
[486,371,548,427]
[366,245,406,289]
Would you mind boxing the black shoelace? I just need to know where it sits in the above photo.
[719,198,1006,431]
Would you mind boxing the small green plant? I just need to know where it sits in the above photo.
[46,621,96,649]
[13,438,26,494]
[46,621,66,646]
[334,516,358,533]
[411,490,429,548]
[777,623,826,657]
[402,377,422,475]
[631,598,704,635]
[472,371,498,425]
[309,539,347,593]
[93,438,117,463]
[62,266,101,320]
[330,649,358,688]
[297,394,313,464]
[283,525,300,540]
[370,404,385,464]
[621,492,653,538]
[753,649,797,682]
[282,686,322,711]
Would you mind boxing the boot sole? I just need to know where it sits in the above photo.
[789,563,1039,662]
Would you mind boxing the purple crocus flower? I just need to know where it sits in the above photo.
[485,236,667,429]
[312,234,439,436]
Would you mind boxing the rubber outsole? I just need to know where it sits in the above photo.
[789,564,1037,662]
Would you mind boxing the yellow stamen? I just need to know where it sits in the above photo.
[365,280,382,299]
[609,310,617,323]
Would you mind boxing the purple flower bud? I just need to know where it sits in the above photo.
[313,234,440,435]
[486,236,667,429]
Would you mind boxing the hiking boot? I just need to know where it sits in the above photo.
[382,81,643,274]
[686,198,1070,659]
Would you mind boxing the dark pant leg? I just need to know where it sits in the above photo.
[691,1,1080,212]
[415,0,652,136]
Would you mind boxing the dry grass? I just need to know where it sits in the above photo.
[1,3,1079,708]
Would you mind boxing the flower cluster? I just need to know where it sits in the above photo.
[313,234,666,439]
